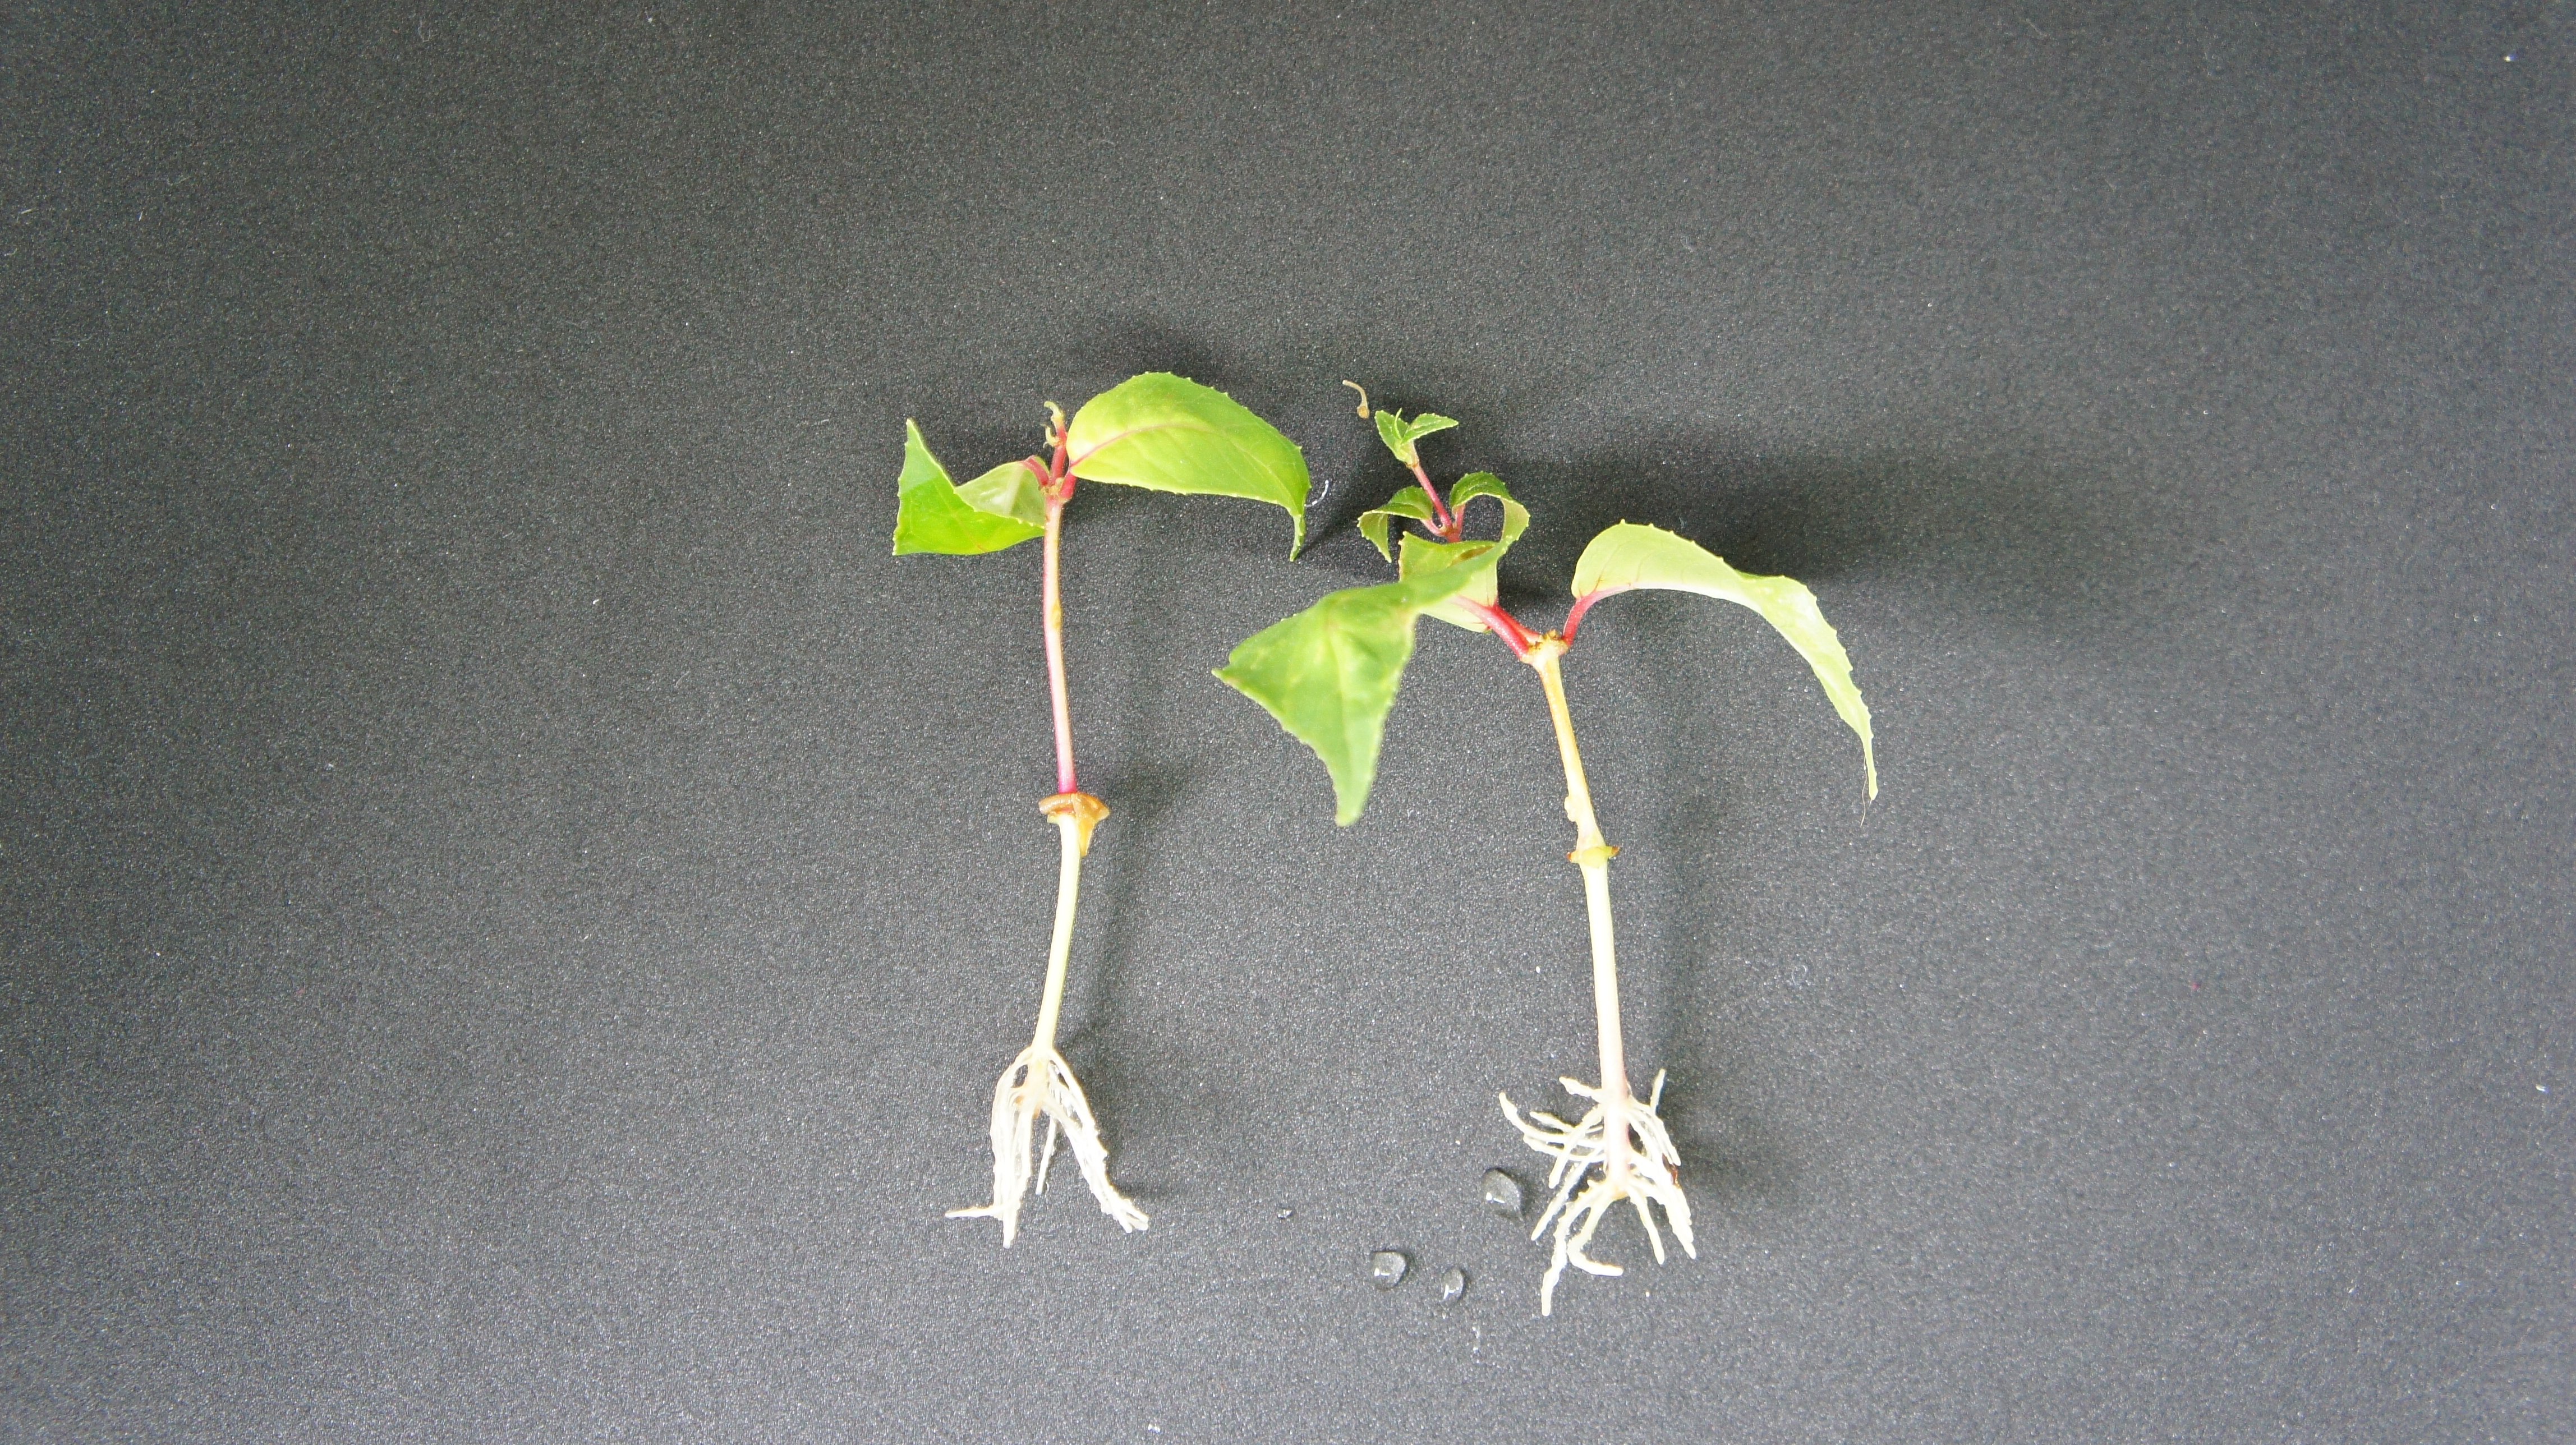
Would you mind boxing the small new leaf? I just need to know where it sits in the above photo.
[1405,412,1460,444]
[1369,408,1459,467]
[1066,373,1311,556]
[1399,475,1526,632]
[1571,522,1876,798]
[1217,542,1504,824]
[1371,409,1411,463]
[1356,473,1525,563]
[892,421,1047,556]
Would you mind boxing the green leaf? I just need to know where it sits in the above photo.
[954,460,1048,528]
[891,421,1047,556]
[1066,372,1311,556]
[1396,534,1495,581]
[1357,486,1438,562]
[1401,532,1502,633]
[1368,407,1459,467]
[1372,410,1414,464]
[1217,542,1504,824]
[1571,522,1876,798]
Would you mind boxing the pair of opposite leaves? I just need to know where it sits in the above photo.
[893,372,1876,820]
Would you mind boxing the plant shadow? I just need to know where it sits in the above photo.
[1658,1037,1809,1220]
[1480,421,2172,647]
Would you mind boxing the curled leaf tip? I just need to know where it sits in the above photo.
[1570,521,1874,798]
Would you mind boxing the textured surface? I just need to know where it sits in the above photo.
[4,4,2570,1441]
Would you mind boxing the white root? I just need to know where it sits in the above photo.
[1499,1069,1695,1315]
[946,797,1146,1246]
[946,1042,1148,1245]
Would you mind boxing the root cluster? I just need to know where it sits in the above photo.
[1500,1069,1695,1314]
[947,1043,1148,1246]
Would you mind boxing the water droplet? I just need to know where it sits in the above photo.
[1438,1266,1468,1304]
[1276,1208,1293,1219]
[1367,1249,1409,1288]
[1481,1168,1525,1218]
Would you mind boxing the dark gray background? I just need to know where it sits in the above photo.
[4,3,2569,1441]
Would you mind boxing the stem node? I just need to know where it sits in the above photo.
[1039,790,1110,857]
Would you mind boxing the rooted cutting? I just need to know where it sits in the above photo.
[1220,386,1874,1311]
[894,374,1307,1245]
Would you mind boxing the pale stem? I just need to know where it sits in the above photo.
[1531,643,1634,1191]
[1042,495,1077,797]
[947,444,1146,1244]
[1030,813,1083,1051]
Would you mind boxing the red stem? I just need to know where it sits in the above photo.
[1035,420,1077,788]
[1041,488,1077,797]
[1410,460,1457,539]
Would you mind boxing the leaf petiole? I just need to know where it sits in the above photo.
[1411,458,1455,536]
[1461,598,1541,657]
[1561,585,1621,643]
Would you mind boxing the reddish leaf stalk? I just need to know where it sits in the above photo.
[1460,598,1543,658]
[1562,585,1623,643]
[1411,459,1457,538]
